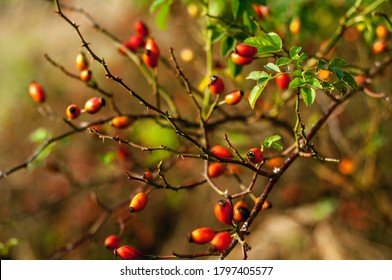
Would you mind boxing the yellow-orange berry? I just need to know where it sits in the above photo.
[75,52,89,71]
[28,81,46,103]
[188,227,215,244]
[111,116,132,129]
[233,200,250,222]
[208,163,225,178]
[129,192,148,213]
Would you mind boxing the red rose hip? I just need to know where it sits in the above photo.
[210,231,232,251]
[104,235,121,250]
[66,104,81,120]
[275,73,291,90]
[28,81,46,103]
[84,97,105,114]
[207,163,225,178]
[208,75,225,94]
[114,245,142,260]
[210,145,232,159]
[214,199,233,225]
[247,148,264,164]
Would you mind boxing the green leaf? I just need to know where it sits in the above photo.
[220,36,236,57]
[246,70,269,80]
[149,0,168,13]
[334,80,348,95]
[276,57,291,66]
[289,77,305,89]
[322,81,334,94]
[329,57,348,68]
[318,59,328,70]
[289,46,302,58]
[244,32,282,54]
[305,77,323,89]
[330,67,344,80]
[298,53,308,64]
[211,28,226,43]
[29,127,50,143]
[265,62,281,72]
[100,152,116,165]
[242,10,256,34]
[262,135,283,151]
[232,0,241,19]
[301,87,316,106]
[249,79,269,109]
[342,71,357,91]
[228,59,243,77]
[291,70,303,77]
[155,4,170,30]
[263,134,282,144]
[272,142,284,151]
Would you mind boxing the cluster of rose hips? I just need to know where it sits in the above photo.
[104,234,142,260]
[208,75,244,106]
[101,182,153,260]
[372,24,389,54]
[75,52,92,82]
[230,43,258,65]
[207,145,264,178]
[119,20,160,68]
[187,198,271,252]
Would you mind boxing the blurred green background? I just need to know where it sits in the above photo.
[0,0,391,259]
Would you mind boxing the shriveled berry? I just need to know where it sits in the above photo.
[129,192,148,213]
[66,104,81,120]
[225,89,244,105]
[214,199,233,225]
[28,81,46,103]
[134,20,149,37]
[208,75,225,94]
[235,43,257,58]
[188,227,215,244]
[230,52,253,65]
[84,97,105,114]
[210,145,232,159]
[111,116,132,129]
[75,52,89,71]
[207,163,225,178]
[210,231,232,251]
[233,200,250,222]
[114,245,142,260]
[104,235,121,250]
[247,148,264,164]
